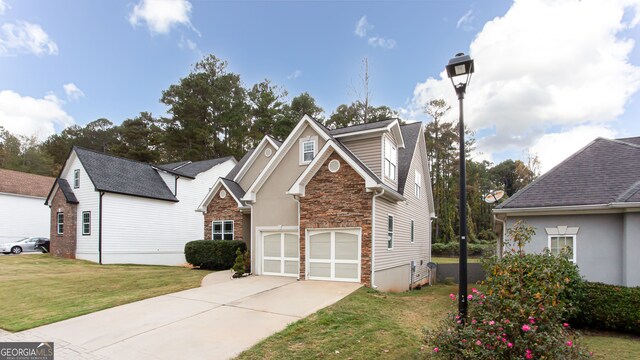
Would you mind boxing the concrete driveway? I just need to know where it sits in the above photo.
[2,273,360,360]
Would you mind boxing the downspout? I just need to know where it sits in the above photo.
[249,202,254,275]
[293,195,301,281]
[371,188,385,289]
[99,191,104,265]
[493,214,506,258]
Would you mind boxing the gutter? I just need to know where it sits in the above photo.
[98,191,104,265]
[493,202,640,214]
[371,188,385,289]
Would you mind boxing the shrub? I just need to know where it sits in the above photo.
[184,240,247,270]
[431,241,495,257]
[426,220,590,359]
[570,282,640,335]
[231,248,251,277]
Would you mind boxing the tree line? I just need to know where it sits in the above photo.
[0,54,539,242]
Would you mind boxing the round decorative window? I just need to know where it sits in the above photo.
[265,148,273,157]
[219,190,227,198]
[328,159,341,173]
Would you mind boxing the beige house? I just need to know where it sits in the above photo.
[198,115,434,292]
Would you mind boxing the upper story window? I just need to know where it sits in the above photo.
[415,170,422,198]
[73,169,80,188]
[299,137,317,165]
[384,139,397,181]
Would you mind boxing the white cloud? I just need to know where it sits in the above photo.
[530,125,617,173]
[408,0,640,162]
[178,35,197,51]
[355,15,373,37]
[368,36,396,49]
[0,90,74,141]
[129,0,197,35]
[456,9,474,31]
[0,21,58,56]
[287,70,302,80]
[63,83,85,102]
[0,0,9,15]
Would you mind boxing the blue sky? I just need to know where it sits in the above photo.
[1,0,640,172]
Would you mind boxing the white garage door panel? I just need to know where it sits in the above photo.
[262,232,299,277]
[308,229,360,282]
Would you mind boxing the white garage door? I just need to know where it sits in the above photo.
[307,229,360,282]
[262,232,299,277]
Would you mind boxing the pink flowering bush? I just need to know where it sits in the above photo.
[425,221,591,359]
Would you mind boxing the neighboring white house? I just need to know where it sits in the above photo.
[0,168,54,242]
[44,147,236,265]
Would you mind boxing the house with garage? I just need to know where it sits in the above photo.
[493,136,640,287]
[45,147,236,265]
[197,115,435,292]
[0,169,55,242]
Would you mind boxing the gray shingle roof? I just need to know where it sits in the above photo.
[57,178,79,204]
[175,157,235,177]
[397,122,422,194]
[329,119,395,136]
[496,138,640,209]
[74,147,178,202]
[617,136,640,146]
[220,178,246,203]
[226,148,256,181]
[161,160,190,170]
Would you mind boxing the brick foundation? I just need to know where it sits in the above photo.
[204,187,244,241]
[49,187,77,259]
[299,152,373,286]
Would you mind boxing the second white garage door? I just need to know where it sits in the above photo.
[307,229,361,282]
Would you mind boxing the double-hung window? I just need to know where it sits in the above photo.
[56,213,64,235]
[384,139,397,180]
[73,169,80,188]
[415,171,422,198]
[82,211,91,235]
[300,137,317,164]
[212,220,234,240]
[387,215,394,249]
[410,220,415,243]
[548,235,576,262]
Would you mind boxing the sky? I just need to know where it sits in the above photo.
[1,0,640,173]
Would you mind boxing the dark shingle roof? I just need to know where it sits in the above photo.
[56,178,79,204]
[329,119,395,136]
[397,122,422,194]
[220,178,246,203]
[266,135,283,147]
[0,168,54,198]
[617,136,640,146]
[226,148,256,181]
[175,157,235,177]
[161,160,190,170]
[496,138,640,209]
[74,147,178,202]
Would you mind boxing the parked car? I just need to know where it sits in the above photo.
[34,238,50,253]
[0,237,49,255]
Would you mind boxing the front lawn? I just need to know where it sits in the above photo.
[236,285,640,360]
[0,254,210,332]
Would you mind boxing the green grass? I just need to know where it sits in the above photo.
[236,284,640,360]
[431,256,481,264]
[0,254,211,332]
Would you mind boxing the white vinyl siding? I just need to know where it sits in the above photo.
[374,134,431,284]
[82,211,91,235]
[0,193,50,243]
[213,220,234,240]
[341,136,382,178]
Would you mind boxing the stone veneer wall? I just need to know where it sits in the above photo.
[49,187,77,258]
[299,152,373,285]
[204,187,244,241]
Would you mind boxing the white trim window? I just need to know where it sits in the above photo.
[384,139,397,180]
[299,137,317,165]
[410,219,415,243]
[82,211,91,236]
[212,220,234,240]
[73,169,80,188]
[415,170,422,198]
[387,215,394,249]
[548,235,576,262]
[56,212,64,235]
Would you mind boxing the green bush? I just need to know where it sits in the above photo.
[570,282,640,335]
[426,220,590,359]
[184,240,247,270]
[431,241,494,257]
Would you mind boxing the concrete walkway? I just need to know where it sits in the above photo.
[0,272,360,360]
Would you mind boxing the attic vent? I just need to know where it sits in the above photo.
[220,190,227,199]
[265,148,273,157]
[328,159,341,173]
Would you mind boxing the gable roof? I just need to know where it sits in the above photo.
[52,178,79,204]
[617,136,640,146]
[330,118,406,149]
[0,168,54,198]
[196,177,247,211]
[232,136,281,185]
[73,147,179,202]
[397,122,423,194]
[226,149,255,181]
[329,119,395,136]
[172,157,235,177]
[495,137,640,211]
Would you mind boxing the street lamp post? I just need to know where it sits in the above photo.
[446,52,474,322]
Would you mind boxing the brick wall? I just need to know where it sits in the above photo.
[49,187,77,259]
[299,152,373,285]
[204,187,244,241]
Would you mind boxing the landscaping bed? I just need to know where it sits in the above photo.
[0,254,210,332]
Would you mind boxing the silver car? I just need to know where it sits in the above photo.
[0,237,49,255]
